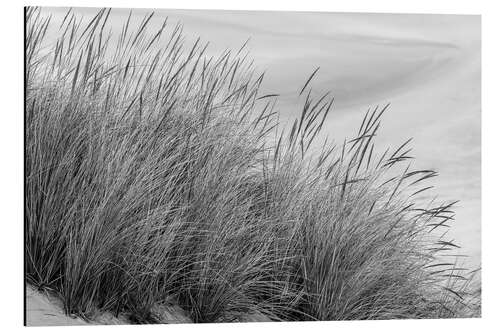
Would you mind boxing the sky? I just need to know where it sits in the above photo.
[40,7,481,268]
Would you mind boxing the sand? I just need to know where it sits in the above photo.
[26,285,91,326]
[25,285,192,326]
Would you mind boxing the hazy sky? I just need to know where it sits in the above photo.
[41,7,481,267]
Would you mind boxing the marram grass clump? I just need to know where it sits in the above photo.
[25,7,480,323]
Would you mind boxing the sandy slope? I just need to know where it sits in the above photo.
[25,285,192,326]
[25,285,129,326]
[26,285,90,326]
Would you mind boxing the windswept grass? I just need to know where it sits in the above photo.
[25,7,480,323]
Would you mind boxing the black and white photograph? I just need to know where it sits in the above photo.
[22,3,483,328]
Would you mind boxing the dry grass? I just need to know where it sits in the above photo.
[25,7,480,323]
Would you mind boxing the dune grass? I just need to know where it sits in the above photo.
[25,7,480,323]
